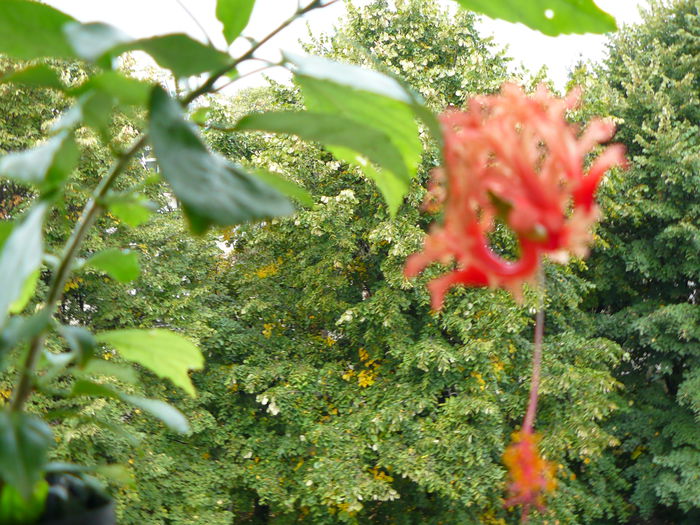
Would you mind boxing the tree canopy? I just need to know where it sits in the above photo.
[0,0,699,524]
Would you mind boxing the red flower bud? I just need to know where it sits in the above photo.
[503,430,557,518]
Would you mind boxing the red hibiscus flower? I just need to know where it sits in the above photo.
[405,83,626,310]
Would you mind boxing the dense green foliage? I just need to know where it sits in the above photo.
[582,1,700,522]
[53,2,627,523]
[0,0,437,520]
[1,0,698,524]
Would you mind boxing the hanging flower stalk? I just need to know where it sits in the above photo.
[405,84,626,519]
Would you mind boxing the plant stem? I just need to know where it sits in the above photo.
[522,269,545,433]
[9,136,146,412]
[183,0,335,105]
[9,0,336,413]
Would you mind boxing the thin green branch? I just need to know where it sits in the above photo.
[183,0,335,105]
[9,136,147,412]
[9,0,337,413]
[175,0,215,46]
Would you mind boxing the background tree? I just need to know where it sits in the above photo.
[0,0,628,523]
[582,1,700,522]
[152,2,626,523]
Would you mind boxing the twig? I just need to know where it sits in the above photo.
[522,268,545,433]
[10,136,147,412]
[175,0,215,46]
[8,0,337,413]
[212,63,279,94]
[183,0,335,105]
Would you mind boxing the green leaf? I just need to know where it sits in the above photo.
[70,379,119,400]
[96,328,204,396]
[451,0,617,36]
[41,350,76,375]
[109,197,154,228]
[0,479,48,524]
[0,0,76,60]
[85,248,140,283]
[63,21,232,77]
[237,111,409,212]
[121,395,190,434]
[80,360,139,384]
[44,461,132,485]
[95,464,135,487]
[0,312,51,358]
[285,54,425,215]
[0,204,47,328]
[0,222,13,251]
[249,170,314,208]
[63,21,132,63]
[0,411,53,501]
[70,380,190,433]
[57,325,96,367]
[148,87,294,234]
[72,71,152,107]
[285,52,439,140]
[8,270,39,315]
[0,131,78,188]
[216,0,256,44]
[190,106,211,125]
[80,91,115,140]
[118,34,232,78]
[286,53,418,105]
[0,64,65,91]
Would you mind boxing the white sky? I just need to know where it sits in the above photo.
[45,0,649,90]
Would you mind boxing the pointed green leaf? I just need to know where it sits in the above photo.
[80,360,139,384]
[0,131,78,188]
[237,111,409,213]
[286,53,416,104]
[96,328,203,396]
[0,479,48,524]
[451,0,617,36]
[190,106,211,125]
[63,21,132,63]
[70,380,190,433]
[0,0,76,60]
[286,52,440,141]
[109,197,154,228]
[249,170,314,208]
[216,0,256,44]
[95,464,135,487]
[0,64,65,91]
[72,71,152,107]
[42,350,76,373]
[285,54,425,215]
[85,248,140,283]
[118,34,232,78]
[149,87,294,234]
[49,92,114,140]
[70,379,120,400]
[0,411,53,501]
[236,112,408,179]
[81,91,115,140]
[121,395,189,434]
[45,462,135,486]
[0,204,47,328]
[57,325,96,367]
[0,312,51,358]
[8,270,39,315]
